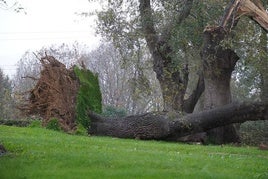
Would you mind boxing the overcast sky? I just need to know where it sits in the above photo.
[0,0,101,77]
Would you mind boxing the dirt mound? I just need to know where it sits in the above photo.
[22,56,79,132]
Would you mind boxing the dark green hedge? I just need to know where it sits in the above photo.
[74,66,102,129]
[0,119,32,127]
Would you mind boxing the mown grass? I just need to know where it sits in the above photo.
[0,125,267,179]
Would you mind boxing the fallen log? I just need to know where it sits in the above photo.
[88,102,267,140]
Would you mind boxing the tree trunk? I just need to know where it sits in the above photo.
[88,102,268,140]
[201,27,240,144]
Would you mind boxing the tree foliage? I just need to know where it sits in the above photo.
[93,0,239,112]
[84,43,163,114]
[0,68,17,119]
[93,0,267,110]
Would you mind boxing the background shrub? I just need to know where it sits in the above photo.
[46,118,61,131]
[28,120,42,128]
[239,120,268,145]
[0,119,32,127]
[75,123,88,136]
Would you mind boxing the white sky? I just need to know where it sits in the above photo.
[0,0,101,77]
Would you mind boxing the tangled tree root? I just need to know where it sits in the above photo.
[21,56,79,132]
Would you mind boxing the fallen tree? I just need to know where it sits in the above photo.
[21,57,267,143]
[88,102,267,141]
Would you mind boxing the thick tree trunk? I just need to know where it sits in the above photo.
[88,102,268,140]
[201,27,240,144]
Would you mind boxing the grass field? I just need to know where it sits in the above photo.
[0,125,267,179]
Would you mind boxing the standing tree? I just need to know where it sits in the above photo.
[0,68,17,119]
[201,0,268,143]
[259,29,268,103]
[230,15,268,145]
[94,0,209,112]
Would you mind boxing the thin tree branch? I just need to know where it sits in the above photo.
[161,0,194,41]
[183,72,205,113]
[220,0,241,28]
[139,0,159,53]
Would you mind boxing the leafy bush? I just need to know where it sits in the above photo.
[75,123,88,136]
[74,66,102,129]
[46,118,61,131]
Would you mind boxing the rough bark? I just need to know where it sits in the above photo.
[88,102,268,141]
[139,0,202,112]
[201,26,240,143]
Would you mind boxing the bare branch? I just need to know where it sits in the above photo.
[220,0,241,28]
[21,76,39,81]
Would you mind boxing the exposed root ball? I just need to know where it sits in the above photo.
[22,56,79,132]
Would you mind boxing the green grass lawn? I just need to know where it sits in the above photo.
[0,125,267,179]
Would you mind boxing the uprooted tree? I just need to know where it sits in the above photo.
[21,56,267,142]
